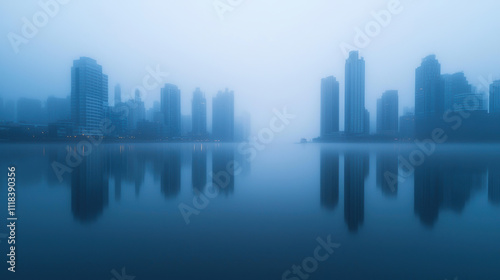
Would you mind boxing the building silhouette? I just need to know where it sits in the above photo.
[489,80,500,114]
[212,89,234,142]
[47,96,70,123]
[71,57,109,136]
[114,84,122,106]
[376,90,399,136]
[17,97,43,124]
[344,152,366,232]
[321,76,340,139]
[345,51,366,135]
[192,88,207,138]
[320,148,339,209]
[161,84,181,138]
[415,55,441,136]
[441,72,471,112]
[192,143,207,191]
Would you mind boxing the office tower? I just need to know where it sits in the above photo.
[399,112,415,139]
[47,96,71,123]
[17,98,43,124]
[114,84,122,106]
[441,72,471,112]
[415,55,442,119]
[161,84,181,137]
[212,88,234,142]
[345,51,366,134]
[191,87,207,137]
[235,111,251,142]
[71,57,108,136]
[3,100,16,123]
[128,89,146,130]
[376,90,399,136]
[364,109,370,135]
[489,80,500,114]
[147,101,161,122]
[320,76,340,138]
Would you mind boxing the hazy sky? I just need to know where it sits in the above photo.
[1,0,500,141]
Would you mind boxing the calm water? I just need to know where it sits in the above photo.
[0,143,499,280]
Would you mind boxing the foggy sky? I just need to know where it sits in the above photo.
[1,0,500,141]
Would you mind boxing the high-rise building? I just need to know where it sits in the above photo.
[345,51,366,134]
[191,88,207,137]
[71,57,109,136]
[441,72,471,112]
[17,98,43,124]
[212,89,234,142]
[320,76,340,138]
[490,80,500,114]
[415,55,442,119]
[161,84,181,137]
[114,84,122,106]
[399,112,415,140]
[128,89,146,130]
[47,96,71,123]
[376,90,399,136]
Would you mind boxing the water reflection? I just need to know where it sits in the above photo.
[414,154,487,227]
[376,150,398,196]
[192,144,207,191]
[71,147,109,223]
[212,145,235,195]
[320,148,339,209]
[344,152,368,233]
[489,163,500,206]
[161,147,181,198]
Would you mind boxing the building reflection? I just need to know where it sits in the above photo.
[488,164,500,206]
[161,147,181,198]
[344,152,367,233]
[320,148,339,209]
[414,155,487,227]
[192,144,207,191]
[71,147,109,223]
[212,145,235,195]
[376,151,398,196]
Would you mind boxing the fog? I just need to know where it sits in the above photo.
[1,0,499,141]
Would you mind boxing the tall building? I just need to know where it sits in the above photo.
[345,51,366,134]
[17,98,43,124]
[320,76,340,138]
[128,89,146,130]
[114,84,122,106]
[490,80,500,114]
[441,72,471,112]
[161,84,181,137]
[212,89,234,142]
[415,55,442,119]
[191,87,207,137]
[47,96,71,123]
[399,112,415,140]
[376,90,399,136]
[71,57,109,136]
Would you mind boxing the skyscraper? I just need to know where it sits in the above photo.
[212,89,234,142]
[128,89,146,130]
[320,76,339,138]
[47,96,71,123]
[17,98,43,124]
[441,72,471,112]
[415,55,442,119]
[489,80,500,114]
[161,84,181,137]
[376,90,399,136]
[345,51,366,134]
[114,84,122,106]
[71,57,108,136]
[191,87,207,137]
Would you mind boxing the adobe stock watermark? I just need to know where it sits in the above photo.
[339,0,404,58]
[384,94,483,190]
[213,0,244,21]
[111,267,135,280]
[178,107,295,225]
[51,65,169,182]
[7,0,71,54]
[282,235,340,280]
